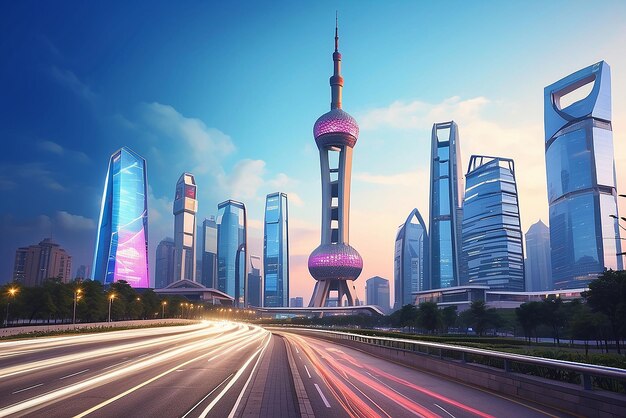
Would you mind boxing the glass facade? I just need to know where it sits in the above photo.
[366,276,390,313]
[201,217,217,288]
[247,255,262,307]
[429,121,464,290]
[155,237,175,289]
[461,156,525,291]
[263,193,289,307]
[525,220,552,292]
[544,61,623,289]
[217,200,247,306]
[92,147,149,288]
[394,208,428,310]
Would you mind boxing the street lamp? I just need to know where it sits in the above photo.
[108,294,116,322]
[161,301,167,319]
[73,288,82,325]
[4,287,18,327]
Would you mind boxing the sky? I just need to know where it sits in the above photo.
[1,1,626,304]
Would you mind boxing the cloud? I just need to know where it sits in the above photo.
[0,162,67,192]
[354,170,423,187]
[38,140,64,155]
[50,66,97,102]
[37,140,90,163]
[221,159,266,200]
[54,211,96,231]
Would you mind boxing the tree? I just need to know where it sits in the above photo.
[441,306,458,334]
[569,304,604,357]
[389,304,418,331]
[468,300,499,337]
[417,302,441,333]
[541,296,567,347]
[516,302,543,343]
[583,270,626,354]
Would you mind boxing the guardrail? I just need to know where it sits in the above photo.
[277,327,626,393]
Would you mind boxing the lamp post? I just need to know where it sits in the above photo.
[108,294,116,322]
[73,288,82,325]
[161,301,167,319]
[4,287,18,327]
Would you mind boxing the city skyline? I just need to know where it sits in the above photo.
[2,2,626,302]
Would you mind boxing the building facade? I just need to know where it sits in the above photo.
[155,237,176,289]
[173,173,198,282]
[429,121,464,290]
[201,217,218,288]
[394,208,428,310]
[365,276,390,313]
[461,156,525,292]
[290,297,304,307]
[247,255,262,307]
[263,192,289,307]
[217,200,247,307]
[544,61,623,289]
[92,147,149,287]
[525,220,552,291]
[308,24,363,308]
[75,265,90,280]
[13,238,72,286]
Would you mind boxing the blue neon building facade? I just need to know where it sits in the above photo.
[217,200,247,306]
[429,121,464,290]
[92,147,149,288]
[544,61,623,289]
[461,156,525,291]
[394,208,428,310]
[263,192,289,307]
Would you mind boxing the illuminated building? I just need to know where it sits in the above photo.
[263,192,289,307]
[308,23,363,307]
[13,238,72,286]
[217,200,247,307]
[544,61,623,289]
[394,208,428,310]
[201,217,218,288]
[92,147,149,287]
[173,173,198,282]
[155,237,175,289]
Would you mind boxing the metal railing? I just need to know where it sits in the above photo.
[279,327,626,393]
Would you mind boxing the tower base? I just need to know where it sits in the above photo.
[308,279,358,307]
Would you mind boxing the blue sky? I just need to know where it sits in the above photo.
[2,1,626,299]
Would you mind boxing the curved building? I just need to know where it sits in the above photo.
[544,61,623,289]
[92,147,149,288]
[461,156,525,291]
[173,173,198,282]
[308,23,362,307]
[394,209,428,310]
[429,121,464,289]
[264,192,289,307]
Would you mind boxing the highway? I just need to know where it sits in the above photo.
[0,321,575,418]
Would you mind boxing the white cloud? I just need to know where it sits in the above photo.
[39,140,64,155]
[38,140,90,163]
[50,66,97,102]
[55,211,96,231]
[221,159,266,200]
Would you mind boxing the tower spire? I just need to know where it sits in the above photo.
[330,13,343,110]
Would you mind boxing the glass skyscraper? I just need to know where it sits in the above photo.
[366,276,390,313]
[393,208,428,310]
[248,255,262,307]
[173,173,198,282]
[217,200,247,307]
[525,220,552,291]
[92,147,149,288]
[201,217,217,288]
[263,192,289,307]
[461,156,525,291]
[429,121,464,290]
[544,61,623,289]
[155,237,175,289]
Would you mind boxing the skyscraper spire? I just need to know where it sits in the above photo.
[330,13,343,110]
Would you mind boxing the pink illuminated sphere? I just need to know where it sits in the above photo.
[308,243,363,281]
[313,109,359,140]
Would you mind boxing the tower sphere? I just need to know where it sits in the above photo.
[308,243,363,281]
[313,108,359,142]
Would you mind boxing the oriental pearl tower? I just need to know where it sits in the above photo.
[308,20,363,307]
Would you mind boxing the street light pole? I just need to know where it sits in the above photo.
[4,288,17,328]
[161,301,167,319]
[73,288,82,325]
[108,294,115,322]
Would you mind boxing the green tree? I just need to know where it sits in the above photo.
[516,301,543,343]
[417,302,441,333]
[389,304,418,331]
[541,296,567,347]
[468,300,499,337]
[441,306,458,333]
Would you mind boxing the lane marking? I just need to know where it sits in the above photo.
[295,347,299,354]
[12,383,43,394]
[304,364,312,379]
[60,369,90,380]
[434,403,456,418]
[180,373,233,418]
[314,383,331,408]
[102,359,132,370]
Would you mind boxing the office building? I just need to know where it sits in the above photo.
[308,23,363,307]
[290,297,304,307]
[201,217,218,288]
[429,121,464,290]
[366,276,390,313]
[173,173,198,282]
[461,156,525,292]
[544,61,623,288]
[75,265,90,280]
[247,255,262,307]
[394,208,428,310]
[525,220,552,291]
[92,147,149,287]
[217,200,247,307]
[13,238,72,286]
[263,192,289,307]
[155,237,176,289]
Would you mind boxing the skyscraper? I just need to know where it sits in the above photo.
[155,237,176,289]
[173,173,197,282]
[366,276,390,313]
[394,208,428,310]
[525,220,552,291]
[247,255,262,307]
[13,238,72,286]
[217,200,247,307]
[92,147,149,288]
[544,61,623,289]
[201,217,218,288]
[461,156,525,292]
[429,121,464,290]
[290,297,304,307]
[308,23,363,308]
[263,192,289,307]
[75,265,90,280]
